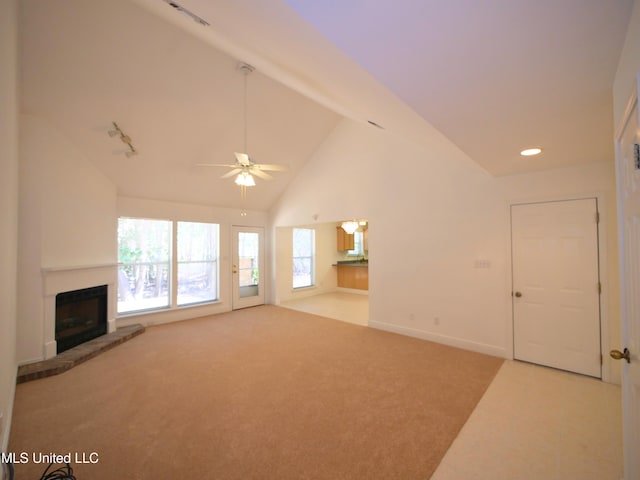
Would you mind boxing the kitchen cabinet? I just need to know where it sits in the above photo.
[336,226,355,251]
[337,264,368,290]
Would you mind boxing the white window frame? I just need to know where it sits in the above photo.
[117,217,220,315]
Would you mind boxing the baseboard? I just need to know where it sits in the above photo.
[17,356,43,367]
[368,320,507,358]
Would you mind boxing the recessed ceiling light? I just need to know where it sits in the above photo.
[520,148,542,156]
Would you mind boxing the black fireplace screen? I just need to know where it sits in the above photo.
[55,285,107,354]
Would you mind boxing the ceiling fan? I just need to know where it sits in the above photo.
[199,151,289,186]
[197,62,289,187]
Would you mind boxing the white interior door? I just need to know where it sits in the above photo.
[232,226,264,310]
[511,199,601,377]
[614,89,640,480]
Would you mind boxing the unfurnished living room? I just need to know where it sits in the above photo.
[1,1,639,479]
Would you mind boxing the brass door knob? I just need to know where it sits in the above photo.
[610,348,631,363]
[233,264,238,274]
[514,291,523,298]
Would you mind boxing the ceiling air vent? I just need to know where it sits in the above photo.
[162,0,210,26]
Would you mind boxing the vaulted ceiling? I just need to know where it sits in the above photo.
[19,0,633,210]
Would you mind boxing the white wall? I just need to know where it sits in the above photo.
[270,118,621,381]
[613,0,640,133]
[17,115,118,364]
[275,222,340,304]
[116,196,268,328]
[0,0,19,455]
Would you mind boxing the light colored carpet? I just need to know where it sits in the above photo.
[9,305,503,479]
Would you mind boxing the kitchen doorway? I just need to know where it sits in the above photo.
[275,221,369,326]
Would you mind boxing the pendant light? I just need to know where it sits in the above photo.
[341,221,359,234]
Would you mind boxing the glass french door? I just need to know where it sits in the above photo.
[231,226,264,310]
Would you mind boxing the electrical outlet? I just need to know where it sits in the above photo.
[433,317,440,326]
[474,259,491,269]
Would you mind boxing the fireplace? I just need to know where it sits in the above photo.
[55,285,108,354]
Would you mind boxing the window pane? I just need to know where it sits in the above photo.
[293,228,314,288]
[177,222,219,306]
[348,231,364,255]
[118,218,171,314]
[293,257,312,288]
[177,261,218,305]
[177,221,218,261]
[293,228,313,256]
[238,232,259,291]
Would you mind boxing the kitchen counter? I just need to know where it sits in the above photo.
[333,261,368,267]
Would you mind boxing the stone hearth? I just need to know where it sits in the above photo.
[17,324,144,383]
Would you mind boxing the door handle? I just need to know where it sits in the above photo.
[610,348,631,363]
[514,291,522,298]
[233,264,238,274]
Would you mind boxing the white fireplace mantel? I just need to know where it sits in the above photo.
[42,263,117,359]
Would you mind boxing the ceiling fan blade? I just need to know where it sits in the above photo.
[220,168,242,179]
[234,152,251,166]
[251,168,274,180]
[255,163,289,172]
[195,163,237,168]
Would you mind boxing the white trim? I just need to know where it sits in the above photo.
[369,320,507,358]
[42,262,117,273]
[290,285,317,293]
[613,72,639,480]
[17,356,44,367]
[44,340,57,359]
[614,85,638,141]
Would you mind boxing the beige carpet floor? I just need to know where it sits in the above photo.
[9,305,503,480]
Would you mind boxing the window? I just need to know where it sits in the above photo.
[348,230,364,256]
[238,232,260,297]
[117,218,219,314]
[177,221,219,306]
[293,228,315,288]
[118,218,171,313]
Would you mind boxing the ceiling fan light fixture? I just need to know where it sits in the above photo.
[235,172,256,187]
[341,221,359,234]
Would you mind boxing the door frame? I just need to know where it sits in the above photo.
[506,193,615,383]
[614,81,639,479]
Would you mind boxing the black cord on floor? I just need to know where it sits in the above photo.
[38,462,76,480]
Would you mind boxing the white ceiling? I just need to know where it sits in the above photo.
[283,0,634,175]
[20,0,634,210]
[20,0,341,210]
